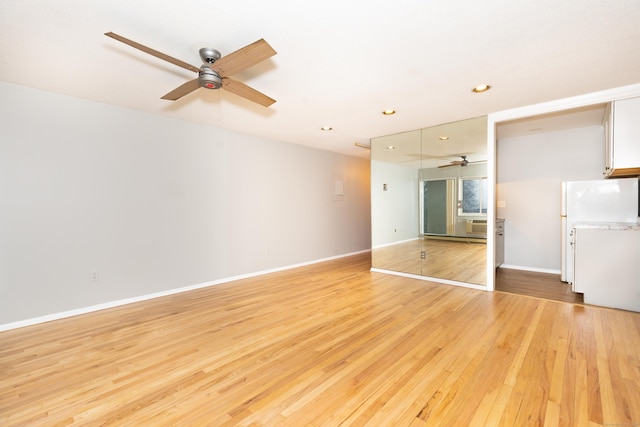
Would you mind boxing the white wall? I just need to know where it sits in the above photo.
[0,82,371,326]
[496,126,604,272]
[371,160,419,247]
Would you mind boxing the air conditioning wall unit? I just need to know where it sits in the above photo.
[466,219,487,234]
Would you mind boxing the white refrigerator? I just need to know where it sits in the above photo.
[561,177,639,286]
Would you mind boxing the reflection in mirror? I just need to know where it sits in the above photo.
[423,178,454,235]
[371,116,488,286]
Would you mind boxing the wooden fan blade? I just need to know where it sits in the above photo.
[161,79,201,101]
[213,39,276,76]
[438,162,462,168]
[222,77,275,107]
[105,32,200,73]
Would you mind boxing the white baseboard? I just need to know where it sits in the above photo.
[372,237,420,250]
[0,249,371,332]
[499,264,561,275]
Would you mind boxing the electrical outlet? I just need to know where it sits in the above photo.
[90,271,99,282]
[420,251,426,260]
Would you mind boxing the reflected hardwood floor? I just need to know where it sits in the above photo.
[495,268,584,304]
[372,237,486,285]
[2,252,639,425]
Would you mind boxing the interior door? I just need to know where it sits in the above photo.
[423,180,448,235]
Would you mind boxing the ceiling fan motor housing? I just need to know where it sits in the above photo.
[199,47,221,64]
[199,66,222,89]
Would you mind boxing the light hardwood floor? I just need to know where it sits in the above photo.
[372,238,486,285]
[1,253,639,426]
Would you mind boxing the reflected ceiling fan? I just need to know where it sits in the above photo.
[105,32,276,106]
[438,155,485,168]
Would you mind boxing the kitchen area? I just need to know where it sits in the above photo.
[371,87,640,312]
[496,95,640,312]
[562,178,639,311]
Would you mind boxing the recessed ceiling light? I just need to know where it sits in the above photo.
[439,136,450,140]
[386,145,396,150]
[472,84,491,93]
[382,109,396,115]
[321,126,333,131]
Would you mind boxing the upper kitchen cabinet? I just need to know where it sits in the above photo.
[604,96,640,177]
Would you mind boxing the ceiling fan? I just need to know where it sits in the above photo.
[438,155,485,168]
[105,32,276,107]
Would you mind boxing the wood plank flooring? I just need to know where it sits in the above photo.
[1,253,639,426]
[495,268,585,304]
[372,238,486,285]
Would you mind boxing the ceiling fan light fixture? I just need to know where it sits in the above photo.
[472,84,491,93]
[198,66,222,90]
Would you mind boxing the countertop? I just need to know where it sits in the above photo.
[573,222,640,231]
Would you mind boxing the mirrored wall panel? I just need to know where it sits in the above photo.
[371,116,488,286]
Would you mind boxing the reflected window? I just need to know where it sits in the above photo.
[459,177,488,215]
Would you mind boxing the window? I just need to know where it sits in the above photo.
[459,177,488,215]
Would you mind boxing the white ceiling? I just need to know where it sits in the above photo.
[496,103,607,140]
[2,0,640,159]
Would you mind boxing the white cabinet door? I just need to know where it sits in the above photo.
[495,219,504,267]
[606,96,640,177]
[574,228,640,312]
